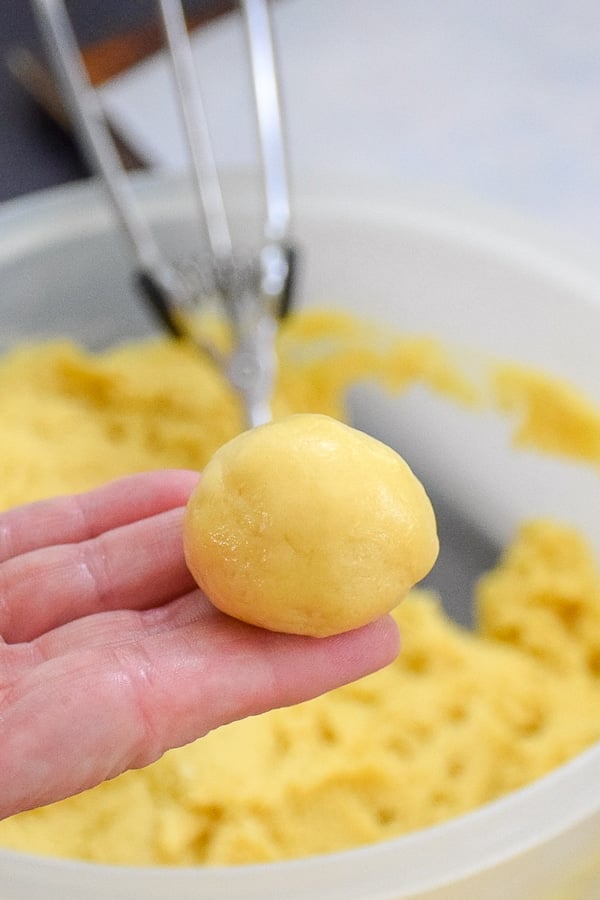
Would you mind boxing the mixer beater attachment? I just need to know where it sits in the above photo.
[33,0,295,427]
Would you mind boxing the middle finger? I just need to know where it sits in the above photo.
[0,507,196,643]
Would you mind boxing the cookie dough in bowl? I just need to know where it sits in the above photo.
[183,413,438,637]
[1,174,600,900]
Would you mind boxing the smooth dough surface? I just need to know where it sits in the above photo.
[183,413,438,637]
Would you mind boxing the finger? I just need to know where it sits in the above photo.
[0,507,197,643]
[32,592,211,662]
[0,612,399,817]
[0,594,207,692]
[0,470,199,563]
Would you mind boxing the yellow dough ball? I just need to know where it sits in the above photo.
[183,414,439,637]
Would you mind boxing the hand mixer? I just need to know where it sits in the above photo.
[32,0,294,428]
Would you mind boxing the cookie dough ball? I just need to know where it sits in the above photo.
[184,414,438,637]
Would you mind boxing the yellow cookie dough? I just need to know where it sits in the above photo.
[0,308,599,867]
[183,414,438,637]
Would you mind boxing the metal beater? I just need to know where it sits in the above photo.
[32,0,294,428]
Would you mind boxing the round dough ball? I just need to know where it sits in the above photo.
[183,413,438,637]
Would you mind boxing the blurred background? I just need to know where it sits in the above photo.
[2,0,600,251]
[0,1,231,198]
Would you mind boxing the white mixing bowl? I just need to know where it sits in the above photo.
[0,174,599,899]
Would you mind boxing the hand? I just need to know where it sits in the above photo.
[0,470,399,819]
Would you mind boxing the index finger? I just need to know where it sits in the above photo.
[0,608,400,818]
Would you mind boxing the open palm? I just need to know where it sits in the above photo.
[0,470,398,820]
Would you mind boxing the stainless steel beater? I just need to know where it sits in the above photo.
[32,0,294,428]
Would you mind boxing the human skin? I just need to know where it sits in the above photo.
[0,470,399,820]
